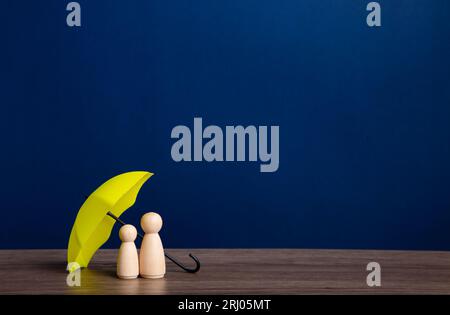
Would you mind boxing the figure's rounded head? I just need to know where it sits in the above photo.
[119,224,137,242]
[141,212,163,233]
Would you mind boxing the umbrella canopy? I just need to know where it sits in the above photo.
[67,171,153,268]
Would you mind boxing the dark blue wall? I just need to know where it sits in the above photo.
[2,1,450,249]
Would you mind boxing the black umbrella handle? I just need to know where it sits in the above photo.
[107,211,201,273]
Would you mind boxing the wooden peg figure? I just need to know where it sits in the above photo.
[139,212,166,279]
[117,224,139,279]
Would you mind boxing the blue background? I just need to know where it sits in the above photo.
[1,1,450,250]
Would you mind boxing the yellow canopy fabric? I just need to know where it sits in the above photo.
[67,171,153,268]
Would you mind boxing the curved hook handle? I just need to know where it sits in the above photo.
[107,212,201,273]
[164,252,201,273]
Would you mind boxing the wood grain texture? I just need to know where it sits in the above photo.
[0,249,449,294]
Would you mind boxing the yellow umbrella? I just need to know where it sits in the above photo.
[67,171,201,273]
[67,171,153,268]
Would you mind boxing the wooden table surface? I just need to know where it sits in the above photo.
[0,249,449,294]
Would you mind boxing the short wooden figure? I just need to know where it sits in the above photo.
[117,224,139,279]
[139,212,166,279]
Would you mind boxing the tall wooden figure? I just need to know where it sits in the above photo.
[140,212,166,279]
[117,224,139,279]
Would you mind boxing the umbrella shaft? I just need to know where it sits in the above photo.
[107,211,144,239]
